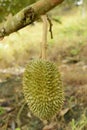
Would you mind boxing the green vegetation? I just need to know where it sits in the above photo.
[70,114,87,130]
[0,0,37,22]
[0,106,5,115]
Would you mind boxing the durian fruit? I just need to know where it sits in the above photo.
[23,60,64,120]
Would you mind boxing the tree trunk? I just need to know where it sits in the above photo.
[0,0,64,38]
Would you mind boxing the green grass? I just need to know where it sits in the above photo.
[70,114,87,130]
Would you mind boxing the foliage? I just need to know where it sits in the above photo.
[70,114,87,130]
[15,128,21,130]
[0,0,37,22]
[0,106,5,115]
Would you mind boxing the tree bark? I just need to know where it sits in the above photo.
[0,0,64,38]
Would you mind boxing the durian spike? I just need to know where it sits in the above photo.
[41,15,48,59]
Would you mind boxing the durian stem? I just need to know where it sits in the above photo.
[41,15,48,59]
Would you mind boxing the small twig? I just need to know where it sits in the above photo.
[47,15,53,39]
[43,122,57,130]
[11,120,16,130]
[4,115,10,130]
[16,102,26,128]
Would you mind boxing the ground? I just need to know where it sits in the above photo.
[0,8,87,130]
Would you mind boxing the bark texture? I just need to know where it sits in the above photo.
[0,0,64,37]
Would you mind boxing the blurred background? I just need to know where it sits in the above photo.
[0,0,87,130]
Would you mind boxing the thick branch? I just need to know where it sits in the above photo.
[0,0,64,37]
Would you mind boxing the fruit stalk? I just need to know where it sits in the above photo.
[41,15,48,59]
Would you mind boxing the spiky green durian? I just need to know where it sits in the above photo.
[23,60,64,120]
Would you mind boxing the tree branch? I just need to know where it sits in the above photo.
[0,0,64,38]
